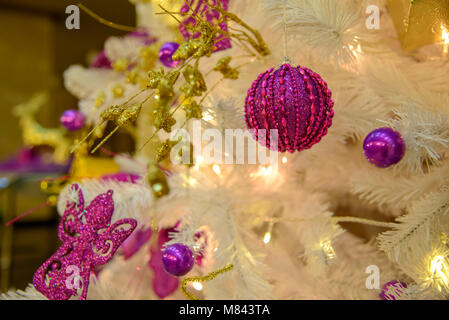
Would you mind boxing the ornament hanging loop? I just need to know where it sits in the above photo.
[282,0,291,64]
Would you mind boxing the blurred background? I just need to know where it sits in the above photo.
[0,0,135,292]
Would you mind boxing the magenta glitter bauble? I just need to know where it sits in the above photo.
[162,243,195,277]
[159,42,181,68]
[60,109,85,131]
[379,281,407,300]
[244,63,334,153]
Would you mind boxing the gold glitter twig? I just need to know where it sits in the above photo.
[181,264,234,300]
[77,3,136,32]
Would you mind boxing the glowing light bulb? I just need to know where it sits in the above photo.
[320,240,336,261]
[263,232,271,244]
[282,157,287,164]
[213,164,221,175]
[442,26,449,55]
[203,112,214,121]
[442,27,449,44]
[431,256,445,273]
[194,156,204,171]
[192,282,203,291]
[429,255,449,291]
[185,176,197,186]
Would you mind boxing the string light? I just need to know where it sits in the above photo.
[430,255,449,291]
[442,26,449,44]
[263,232,271,244]
[320,240,336,261]
[441,25,449,55]
[192,282,203,291]
[263,220,275,244]
[194,156,204,171]
[185,176,198,187]
[281,156,287,164]
[250,165,274,179]
[213,164,221,175]
[203,111,214,121]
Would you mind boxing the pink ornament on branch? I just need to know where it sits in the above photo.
[244,63,334,153]
[32,184,137,300]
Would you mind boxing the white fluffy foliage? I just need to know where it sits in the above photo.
[63,65,119,100]
[377,187,449,265]
[266,234,403,299]
[156,167,274,299]
[201,96,246,131]
[261,0,377,66]
[351,162,449,209]
[1,285,47,300]
[380,107,449,173]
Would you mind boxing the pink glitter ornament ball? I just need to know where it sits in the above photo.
[379,280,407,300]
[244,63,334,153]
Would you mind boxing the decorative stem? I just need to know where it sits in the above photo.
[77,3,136,32]
[332,216,397,229]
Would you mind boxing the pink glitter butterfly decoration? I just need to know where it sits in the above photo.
[32,184,137,300]
[179,0,231,53]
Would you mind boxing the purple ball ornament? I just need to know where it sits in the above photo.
[159,42,181,68]
[363,127,405,168]
[162,243,195,277]
[60,109,85,131]
[244,63,334,153]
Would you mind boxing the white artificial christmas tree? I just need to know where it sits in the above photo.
[2,0,449,300]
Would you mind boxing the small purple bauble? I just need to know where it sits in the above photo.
[60,109,85,131]
[244,63,334,153]
[363,128,405,168]
[159,42,181,68]
[162,243,194,277]
[379,281,407,300]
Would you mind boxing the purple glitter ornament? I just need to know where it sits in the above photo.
[60,109,85,131]
[162,243,195,277]
[363,127,405,168]
[244,63,334,153]
[32,184,137,300]
[379,281,407,300]
[159,42,181,68]
[149,227,180,298]
[179,0,231,53]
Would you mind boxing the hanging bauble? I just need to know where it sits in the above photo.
[159,42,181,68]
[363,127,405,168]
[379,280,407,300]
[162,243,195,277]
[60,109,85,131]
[244,63,334,153]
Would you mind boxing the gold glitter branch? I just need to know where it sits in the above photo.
[181,264,234,300]
[206,1,270,57]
